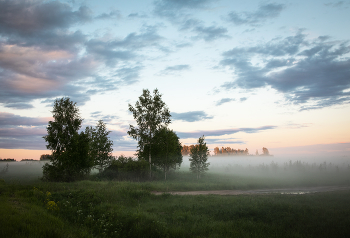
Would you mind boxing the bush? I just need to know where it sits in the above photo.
[42,162,90,182]
[100,155,149,181]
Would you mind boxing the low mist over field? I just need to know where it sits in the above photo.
[181,154,350,168]
[2,154,350,186]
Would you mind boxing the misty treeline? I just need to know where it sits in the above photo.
[213,147,249,156]
[182,146,270,156]
[42,89,210,182]
[39,154,52,161]
[0,158,15,162]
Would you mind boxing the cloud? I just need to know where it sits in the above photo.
[160,64,190,74]
[192,25,230,42]
[324,1,350,8]
[85,39,135,66]
[85,26,163,66]
[0,127,46,137]
[176,125,277,139]
[179,19,230,42]
[0,126,47,150]
[4,103,34,109]
[154,0,212,20]
[0,112,134,151]
[0,0,92,36]
[220,32,350,110]
[0,0,99,107]
[0,0,90,52]
[88,112,119,123]
[0,137,46,150]
[0,44,98,106]
[95,10,121,20]
[171,111,213,122]
[226,3,286,26]
[91,111,102,116]
[128,13,148,19]
[114,66,143,85]
[0,112,49,127]
[154,1,229,42]
[0,1,165,108]
[216,98,235,106]
[204,138,246,145]
[0,112,49,149]
[80,65,143,95]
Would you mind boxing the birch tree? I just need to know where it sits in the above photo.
[189,135,210,179]
[127,89,171,177]
[85,120,114,172]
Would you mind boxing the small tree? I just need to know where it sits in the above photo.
[43,97,93,181]
[128,89,171,177]
[151,127,182,180]
[85,120,114,172]
[189,135,210,179]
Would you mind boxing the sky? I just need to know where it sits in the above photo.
[0,0,350,160]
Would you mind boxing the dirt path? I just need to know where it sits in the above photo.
[152,185,350,196]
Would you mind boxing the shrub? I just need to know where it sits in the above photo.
[100,155,149,181]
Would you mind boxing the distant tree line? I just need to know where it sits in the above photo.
[181,145,194,155]
[0,158,15,162]
[213,147,249,156]
[183,146,271,156]
[40,154,52,161]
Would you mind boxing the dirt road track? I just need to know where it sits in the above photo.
[152,185,350,196]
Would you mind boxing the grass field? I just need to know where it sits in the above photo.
[1,160,350,237]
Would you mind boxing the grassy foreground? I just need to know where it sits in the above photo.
[1,171,350,238]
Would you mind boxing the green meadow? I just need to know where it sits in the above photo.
[1,160,350,237]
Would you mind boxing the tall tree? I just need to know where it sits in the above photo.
[189,135,210,179]
[213,147,220,156]
[151,127,182,180]
[42,97,93,181]
[128,89,171,177]
[85,120,114,172]
[262,147,270,155]
[44,97,82,159]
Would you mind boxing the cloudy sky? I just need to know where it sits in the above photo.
[1,0,350,159]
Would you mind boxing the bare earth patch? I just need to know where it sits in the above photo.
[152,185,350,196]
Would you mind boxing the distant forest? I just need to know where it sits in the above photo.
[0,158,15,162]
[181,146,270,156]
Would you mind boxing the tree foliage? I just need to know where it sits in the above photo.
[189,136,210,179]
[148,127,182,180]
[42,97,93,181]
[85,120,113,172]
[128,89,171,165]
